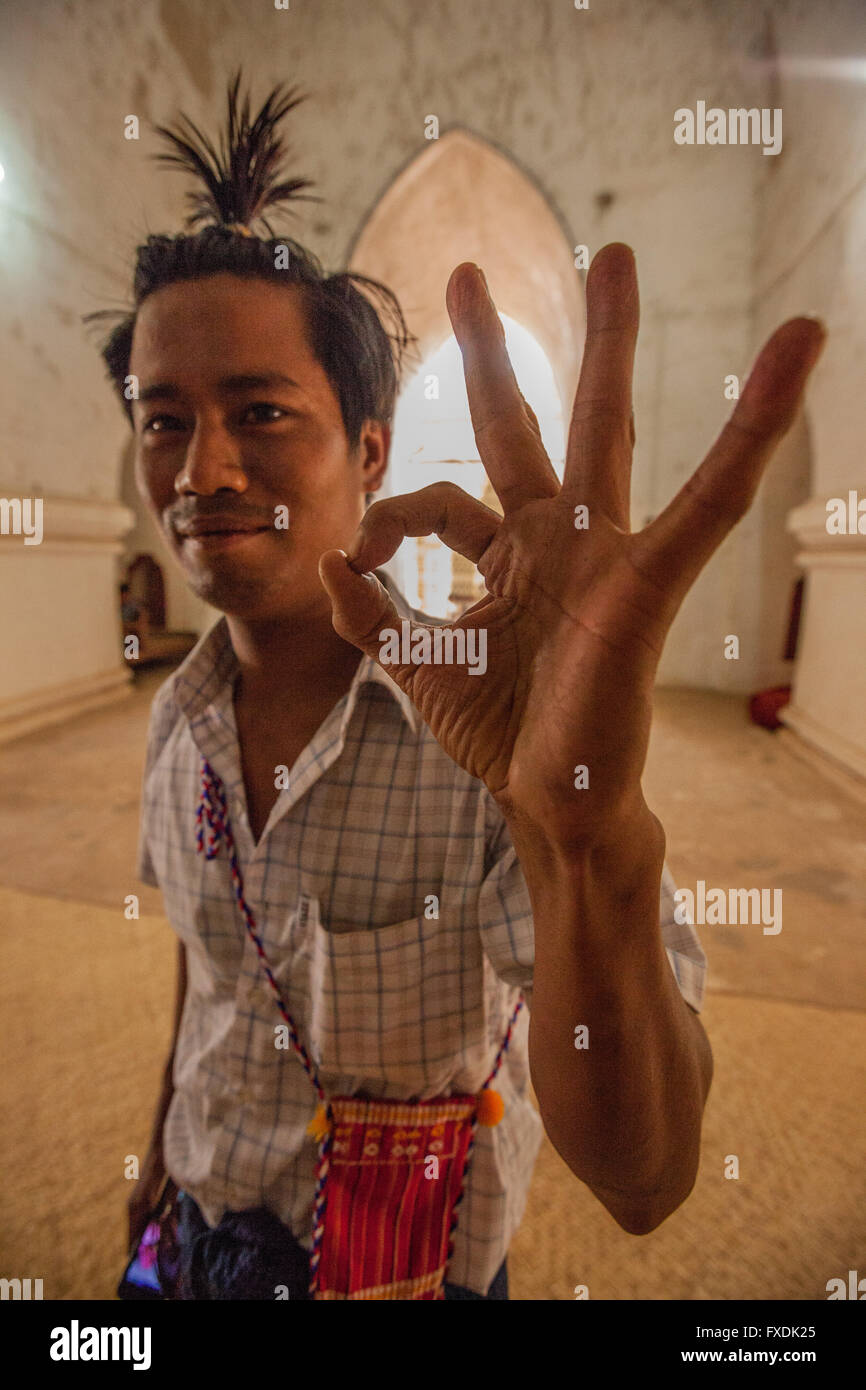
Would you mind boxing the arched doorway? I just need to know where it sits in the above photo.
[349,129,584,610]
[387,315,565,616]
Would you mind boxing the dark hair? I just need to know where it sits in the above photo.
[84,73,416,449]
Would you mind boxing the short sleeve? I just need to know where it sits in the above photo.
[658,862,707,1012]
[477,805,536,1009]
[137,822,159,887]
[477,795,707,1015]
[136,679,177,889]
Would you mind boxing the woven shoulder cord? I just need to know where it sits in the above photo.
[196,757,524,1297]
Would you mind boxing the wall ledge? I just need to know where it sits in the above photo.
[0,492,135,552]
[786,494,866,562]
[779,702,866,786]
[0,665,133,746]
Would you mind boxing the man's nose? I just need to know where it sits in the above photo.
[175,422,247,495]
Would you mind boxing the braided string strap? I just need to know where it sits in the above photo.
[196,757,524,1299]
[196,759,332,1292]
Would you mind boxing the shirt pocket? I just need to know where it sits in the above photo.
[280,896,485,1096]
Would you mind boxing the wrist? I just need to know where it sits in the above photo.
[506,797,667,957]
[500,789,664,873]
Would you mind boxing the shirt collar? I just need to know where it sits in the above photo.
[167,569,420,735]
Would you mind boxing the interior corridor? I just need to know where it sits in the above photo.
[1,670,863,1300]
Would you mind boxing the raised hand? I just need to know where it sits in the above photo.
[319,245,825,848]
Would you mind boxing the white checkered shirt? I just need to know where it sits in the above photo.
[138,571,707,1295]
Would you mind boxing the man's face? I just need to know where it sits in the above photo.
[128,273,389,620]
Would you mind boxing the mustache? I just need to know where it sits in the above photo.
[166,499,275,529]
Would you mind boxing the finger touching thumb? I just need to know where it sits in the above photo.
[318,549,399,657]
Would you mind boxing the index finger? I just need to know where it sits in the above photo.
[446,263,560,515]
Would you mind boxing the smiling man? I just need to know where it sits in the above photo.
[129,272,394,843]
[93,77,824,1301]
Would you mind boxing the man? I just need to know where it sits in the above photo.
[108,81,825,1300]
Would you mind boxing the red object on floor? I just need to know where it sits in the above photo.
[749,686,792,729]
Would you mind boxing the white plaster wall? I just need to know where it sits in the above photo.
[0,518,125,695]
[0,0,844,730]
[752,0,866,775]
[0,497,134,742]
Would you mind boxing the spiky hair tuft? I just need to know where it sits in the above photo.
[151,68,319,234]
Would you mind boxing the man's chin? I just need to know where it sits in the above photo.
[177,544,311,620]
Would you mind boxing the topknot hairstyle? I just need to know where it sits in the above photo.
[151,70,317,233]
[84,71,416,449]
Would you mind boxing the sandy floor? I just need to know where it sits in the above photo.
[0,671,863,1299]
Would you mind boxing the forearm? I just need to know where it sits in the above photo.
[506,799,712,1234]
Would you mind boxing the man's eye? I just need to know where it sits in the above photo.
[142,414,183,433]
[243,403,289,424]
[141,405,290,432]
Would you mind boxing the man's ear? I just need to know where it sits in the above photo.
[358,419,391,498]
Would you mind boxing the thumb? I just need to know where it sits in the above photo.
[318,549,400,658]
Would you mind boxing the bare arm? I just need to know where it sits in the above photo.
[127,939,187,1248]
[511,803,713,1234]
[163,939,187,1092]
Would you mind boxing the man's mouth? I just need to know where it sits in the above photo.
[176,517,273,551]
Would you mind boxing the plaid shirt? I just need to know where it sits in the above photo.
[138,571,707,1295]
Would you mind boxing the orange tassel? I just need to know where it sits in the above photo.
[307,1103,331,1142]
[476,1088,504,1127]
